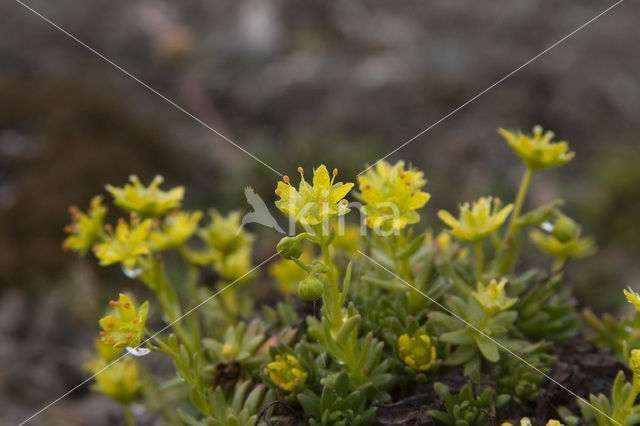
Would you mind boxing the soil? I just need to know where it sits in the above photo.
[370,338,630,426]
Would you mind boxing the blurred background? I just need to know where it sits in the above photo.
[1,0,639,423]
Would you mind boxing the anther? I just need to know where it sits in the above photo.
[283,175,290,183]
[123,302,131,309]
[109,300,119,307]
[297,166,304,174]
[275,189,282,196]
[332,168,338,176]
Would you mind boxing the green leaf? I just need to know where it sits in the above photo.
[396,233,425,259]
[474,335,500,362]
[298,391,321,417]
[430,312,463,330]
[446,345,476,366]
[335,315,360,344]
[440,329,473,345]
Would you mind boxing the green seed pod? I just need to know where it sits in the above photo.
[298,275,324,301]
[551,214,579,243]
[277,236,302,259]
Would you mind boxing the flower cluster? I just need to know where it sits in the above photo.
[529,212,595,260]
[63,195,107,254]
[472,278,517,316]
[265,354,307,392]
[99,293,148,348]
[72,125,639,426]
[358,160,431,231]
[188,210,254,280]
[275,165,353,226]
[93,217,153,270]
[106,174,184,218]
[438,197,513,243]
[397,331,438,371]
[499,125,574,172]
[149,210,202,250]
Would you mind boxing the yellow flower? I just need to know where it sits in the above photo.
[149,210,203,250]
[545,421,563,426]
[624,287,640,312]
[93,217,152,270]
[275,165,354,226]
[106,175,184,218]
[63,196,107,255]
[499,126,574,172]
[265,354,307,392]
[438,197,513,243]
[269,250,312,295]
[99,293,149,348]
[529,229,595,260]
[397,331,438,371]
[630,349,640,376]
[358,161,430,230]
[188,210,254,280]
[85,356,141,404]
[472,278,517,316]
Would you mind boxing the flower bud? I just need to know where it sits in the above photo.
[277,237,302,259]
[265,354,307,392]
[397,331,438,371]
[551,214,579,243]
[298,275,324,301]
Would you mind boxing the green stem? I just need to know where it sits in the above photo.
[615,374,640,423]
[474,241,484,283]
[504,167,533,244]
[140,259,196,353]
[320,238,342,331]
[123,405,136,426]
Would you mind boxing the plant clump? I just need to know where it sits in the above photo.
[66,127,640,425]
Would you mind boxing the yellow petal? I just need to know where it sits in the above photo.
[330,182,354,203]
[407,192,430,209]
[313,165,330,191]
[438,210,459,229]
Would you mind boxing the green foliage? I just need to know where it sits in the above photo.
[177,381,274,426]
[428,381,508,426]
[69,126,640,425]
[514,278,581,341]
[297,371,377,426]
[493,342,556,404]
